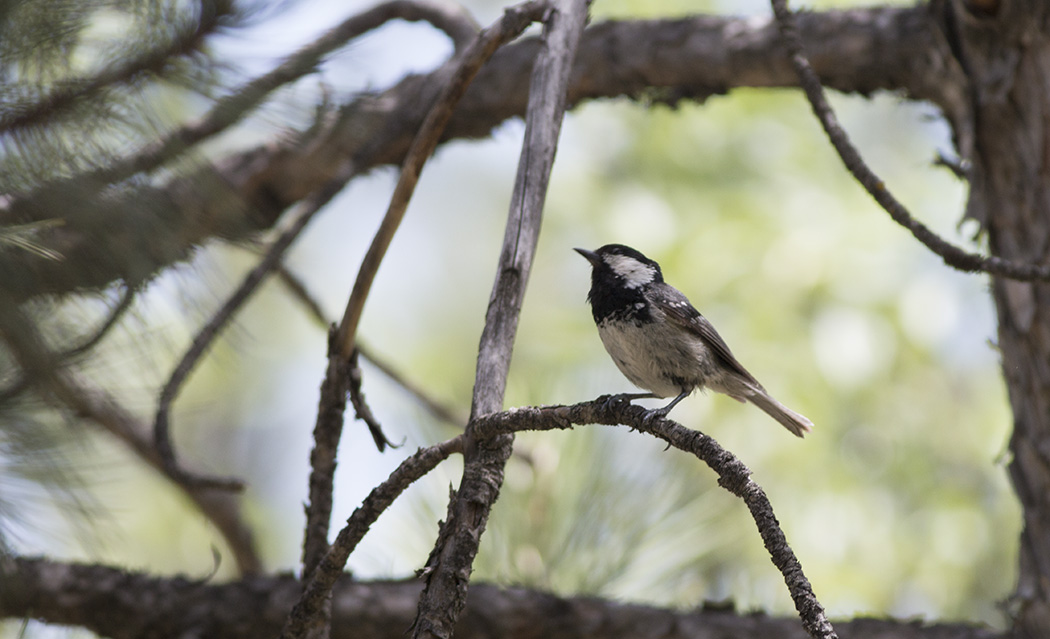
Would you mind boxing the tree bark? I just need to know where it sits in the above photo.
[948,1,1050,637]
[0,557,1001,639]
[0,6,950,303]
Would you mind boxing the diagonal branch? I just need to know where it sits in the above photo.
[769,0,1050,282]
[273,261,467,426]
[280,434,464,639]
[296,0,553,608]
[151,162,360,490]
[411,1,590,637]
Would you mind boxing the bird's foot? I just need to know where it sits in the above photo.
[598,393,654,413]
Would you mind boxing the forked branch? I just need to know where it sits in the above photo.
[297,5,552,631]
[279,397,837,639]
[769,0,1050,282]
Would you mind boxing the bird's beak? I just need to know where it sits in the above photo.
[574,247,601,266]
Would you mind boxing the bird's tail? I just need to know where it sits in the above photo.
[746,388,813,438]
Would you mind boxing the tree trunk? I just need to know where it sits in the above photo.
[952,1,1050,636]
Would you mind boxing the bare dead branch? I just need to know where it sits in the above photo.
[273,262,468,426]
[0,302,262,575]
[152,161,360,491]
[470,397,838,639]
[331,0,543,362]
[769,0,1050,282]
[348,348,399,451]
[88,0,479,186]
[280,434,464,639]
[1,555,1000,639]
[297,4,551,630]
[410,1,590,637]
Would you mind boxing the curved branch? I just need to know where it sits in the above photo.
[470,397,837,639]
[0,302,262,575]
[769,0,1050,282]
[281,435,464,639]
[151,161,361,490]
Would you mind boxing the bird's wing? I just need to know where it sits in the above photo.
[651,283,760,386]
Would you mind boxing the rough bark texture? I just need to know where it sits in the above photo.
[945,1,1050,637]
[0,557,1001,639]
[411,2,589,636]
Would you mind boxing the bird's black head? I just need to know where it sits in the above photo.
[575,244,664,288]
[574,244,663,322]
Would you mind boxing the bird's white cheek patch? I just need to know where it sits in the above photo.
[604,254,656,289]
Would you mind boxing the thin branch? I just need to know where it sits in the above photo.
[347,348,398,451]
[0,302,263,575]
[331,0,540,362]
[769,0,1050,282]
[273,262,468,426]
[470,397,838,639]
[411,1,589,637]
[152,161,360,490]
[281,393,838,639]
[296,0,550,607]
[280,434,464,639]
[89,0,479,186]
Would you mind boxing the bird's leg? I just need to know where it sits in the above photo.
[650,389,690,418]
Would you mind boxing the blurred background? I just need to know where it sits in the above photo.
[0,0,1016,636]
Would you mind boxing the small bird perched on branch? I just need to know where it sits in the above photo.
[575,244,813,437]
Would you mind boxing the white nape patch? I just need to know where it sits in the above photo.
[604,254,656,289]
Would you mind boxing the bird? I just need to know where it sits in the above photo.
[575,244,813,437]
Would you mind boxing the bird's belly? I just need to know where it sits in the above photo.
[596,319,712,398]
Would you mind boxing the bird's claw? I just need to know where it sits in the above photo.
[599,393,632,412]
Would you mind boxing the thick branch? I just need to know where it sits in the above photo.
[1,6,955,304]
[0,556,1000,639]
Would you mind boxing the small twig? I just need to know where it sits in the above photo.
[933,152,969,180]
[88,0,479,186]
[410,1,589,637]
[279,434,464,639]
[347,348,398,451]
[769,0,1050,282]
[273,262,468,426]
[153,162,360,490]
